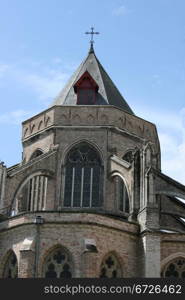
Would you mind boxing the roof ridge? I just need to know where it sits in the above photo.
[63,55,88,104]
[50,49,134,114]
[96,56,134,114]
[91,52,108,101]
[53,51,95,106]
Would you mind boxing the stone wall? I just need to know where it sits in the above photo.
[161,234,185,266]
[0,212,139,278]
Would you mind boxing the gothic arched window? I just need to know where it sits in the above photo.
[13,175,48,214]
[43,247,73,278]
[114,176,130,214]
[30,149,43,160]
[3,251,18,278]
[122,151,133,163]
[162,258,185,278]
[100,253,122,278]
[26,175,48,211]
[64,143,103,208]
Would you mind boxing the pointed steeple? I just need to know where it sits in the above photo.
[51,49,134,115]
[89,42,94,54]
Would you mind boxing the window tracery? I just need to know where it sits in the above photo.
[64,143,102,208]
[44,248,72,278]
[13,175,48,215]
[162,258,185,278]
[100,254,122,278]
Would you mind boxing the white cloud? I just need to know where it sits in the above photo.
[0,110,34,125]
[21,70,69,102]
[0,60,71,103]
[112,4,129,16]
[135,105,182,131]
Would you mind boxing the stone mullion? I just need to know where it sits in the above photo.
[39,176,44,210]
[123,183,126,213]
[80,167,84,207]
[27,180,31,211]
[71,168,75,207]
[115,176,119,211]
[43,177,48,210]
[89,167,93,207]
[34,176,39,211]
[30,178,35,211]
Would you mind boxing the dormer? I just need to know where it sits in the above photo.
[74,71,99,105]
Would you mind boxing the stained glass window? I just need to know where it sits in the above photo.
[100,254,122,278]
[44,248,72,278]
[64,143,102,208]
[115,176,130,214]
[162,258,185,278]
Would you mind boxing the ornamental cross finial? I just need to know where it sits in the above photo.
[85,27,99,49]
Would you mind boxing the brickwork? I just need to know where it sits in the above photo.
[3,214,185,278]
[161,235,185,261]
[0,212,138,278]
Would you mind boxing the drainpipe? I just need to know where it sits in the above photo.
[34,216,44,278]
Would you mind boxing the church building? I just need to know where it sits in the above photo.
[0,34,185,278]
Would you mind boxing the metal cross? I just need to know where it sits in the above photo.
[85,27,99,46]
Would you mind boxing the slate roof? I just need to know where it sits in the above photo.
[51,47,134,114]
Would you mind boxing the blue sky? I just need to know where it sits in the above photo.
[0,0,185,184]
